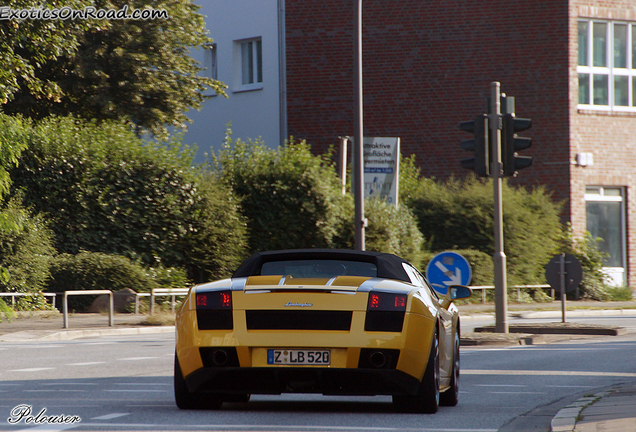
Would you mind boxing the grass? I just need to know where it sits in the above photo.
[140,311,176,326]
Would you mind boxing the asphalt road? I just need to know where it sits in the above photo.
[2,321,636,432]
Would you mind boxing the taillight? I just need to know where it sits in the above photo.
[367,292,407,311]
[196,291,232,309]
[196,290,233,330]
[365,291,407,332]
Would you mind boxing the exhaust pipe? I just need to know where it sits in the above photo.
[369,351,387,368]
[212,349,229,366]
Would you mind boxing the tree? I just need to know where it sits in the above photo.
[1,0,226,139]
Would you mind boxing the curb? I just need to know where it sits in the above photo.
[0,325,175,341]
[550,390,609,432]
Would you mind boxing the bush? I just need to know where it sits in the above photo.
[406,175,563,288]
[180,174,248,282]
[0,198,55,294]
[363,198,425,267]
[7,116,248,281]
[559,226,616,301]
[46,251,190,312]
[212,136,351,253]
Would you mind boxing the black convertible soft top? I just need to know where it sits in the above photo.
[232,249,411,283]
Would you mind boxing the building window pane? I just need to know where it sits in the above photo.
[256,40,263,83]
[579,74,590,104]
[586,201,623,267]
[613,24,627,68]
[614,75,629,106]
[633,25,636,69]
[593,74,608,105]
[593,22,607,67]
[205,43,218,80]
[578,21,589,66]
[633,77,636,106]
[241,41,254,85]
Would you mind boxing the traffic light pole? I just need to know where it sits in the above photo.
[490,82,508,333]
[353,0,365,250]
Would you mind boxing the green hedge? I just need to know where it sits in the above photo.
[407,175,563,288]
[46,251,190,311]
[7,116,248,283]
[212,137,351,253]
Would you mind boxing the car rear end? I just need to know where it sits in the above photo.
[175,275,437,398]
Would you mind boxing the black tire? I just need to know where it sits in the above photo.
[440,330,460,407]
[223,393,251,403]
[393,327,440,414]
[174,354,222,410]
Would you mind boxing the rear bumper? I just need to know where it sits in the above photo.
[185,366,421,396]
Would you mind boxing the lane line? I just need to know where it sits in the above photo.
[464,369,636,377]
[91,413,130,420]
[9,368,55,373]
[65,362,106,366]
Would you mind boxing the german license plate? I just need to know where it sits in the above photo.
[267,349,330,365]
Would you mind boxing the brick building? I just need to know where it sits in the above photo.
[283,0,636,288]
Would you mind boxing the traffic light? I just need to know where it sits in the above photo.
[502,113,532,177]
[459,114,489,177]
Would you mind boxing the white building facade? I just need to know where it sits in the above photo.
[183,0,286,160]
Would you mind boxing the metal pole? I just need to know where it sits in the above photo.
[63,291,69,329]
[340,137,348,196]
[560,253,567,323]
[109,292,114,327]
[491,82,508,333]
[353,0,365,250]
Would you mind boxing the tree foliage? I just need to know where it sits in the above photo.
[0,197,55,294]
[1,0,225,139]
[363,198,425,267]
[212,136,351,254]
[7,115,247,282]
[406,175,564,287]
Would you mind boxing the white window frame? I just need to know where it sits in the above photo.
[584,186,627,286]
[577,19,636,112]
[233,37,263,93]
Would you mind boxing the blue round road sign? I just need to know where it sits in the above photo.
[426,251,472,295]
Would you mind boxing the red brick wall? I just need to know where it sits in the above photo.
[286,0,636,287]
[569,1,636,288]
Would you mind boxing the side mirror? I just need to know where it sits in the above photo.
[441,285,472,309]
[448,285,472,300]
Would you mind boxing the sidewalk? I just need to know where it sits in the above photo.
[0,310,173,341]
[551,383,636,432]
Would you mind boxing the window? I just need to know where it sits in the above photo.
[260,260,377,278]
[577,19,636,111]
[585,186,626,286]
[204,43,218,80]
[234,37,262,91]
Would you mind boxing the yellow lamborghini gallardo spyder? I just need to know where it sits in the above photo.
[174,249,471,413]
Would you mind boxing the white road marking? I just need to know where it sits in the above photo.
[103,389,168,393]
[90,413,130,420]
[118,356,158,361]
[464,369,636,377]
[65,362,106,366]
[9,368,55,373]
[14,425,79,431]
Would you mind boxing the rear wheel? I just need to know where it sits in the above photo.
[393,327,440,414]
[440,330,460,406]
[174,354,222,410]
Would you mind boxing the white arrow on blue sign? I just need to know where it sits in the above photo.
[425,251,472,295]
